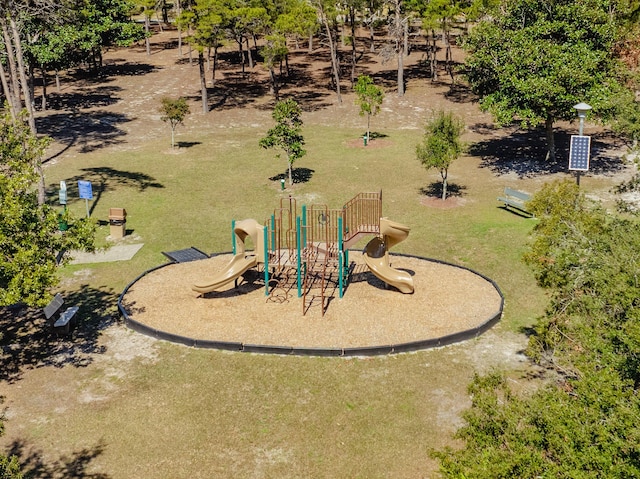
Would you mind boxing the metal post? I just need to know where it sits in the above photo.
[264,226,269,296]
[270,214,275,253]
[231,220,236,255]
[302,205,307,247]
[296,216,302,298]
[573,102,591,187]
[577,115,584,186]
[338,217,344,298]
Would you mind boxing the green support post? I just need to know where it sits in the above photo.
[301,205,307,247]
[338,217,344,298]
[296,216,302,297]
[231,220,236,255]
[264,226,269,296]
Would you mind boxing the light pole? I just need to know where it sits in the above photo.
[572,102,592,186]
[574,102,592,136]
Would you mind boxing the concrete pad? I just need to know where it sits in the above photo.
[69,244,144,264]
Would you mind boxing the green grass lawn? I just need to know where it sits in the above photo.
[51,123,545,327]
[6,117,552,478]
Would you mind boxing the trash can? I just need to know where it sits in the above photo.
[108,208,127,239]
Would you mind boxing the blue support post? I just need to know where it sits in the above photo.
[263,226,269,296]
[296,216,302,298]
[231,220,236,255]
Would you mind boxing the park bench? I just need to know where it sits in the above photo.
[497,187,534,217]
[43,293,79,335]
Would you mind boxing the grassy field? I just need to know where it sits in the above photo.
[0,120,550,478]
[51,123,546,328]
[4,32,625,477]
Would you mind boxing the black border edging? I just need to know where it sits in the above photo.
[290,347,344,357]
[343,345,394,357]
[243,344,294,355]
[117,252,505,357]
[195,339,243,351]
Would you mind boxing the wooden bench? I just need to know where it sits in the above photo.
[497,187,534,217]
[43,293,79,335]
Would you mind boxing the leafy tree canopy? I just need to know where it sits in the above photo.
[434,180,640,477]
[354,74,384,141]
[462,0,629,159]
[0,111,95,307]
[416,110,464,200]
[159,97,190,148]
[259,98,306,186]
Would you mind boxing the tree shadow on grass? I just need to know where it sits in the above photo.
[444,82,479,104]
[39,111,131,160]
[468,124,626,178]
[44,86,122,112]
[364,131,388,140]
[52,167,164,217]
[0,285,119,384]
[269,167,315,184]
[176,141,201,148]
[5,438,110,479]
[420,181,467,198]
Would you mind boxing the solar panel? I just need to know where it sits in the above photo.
[568,135,591,171]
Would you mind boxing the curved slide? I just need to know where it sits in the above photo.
[192,254,257,294]
[192,219,264,295]
[362,218,414,294]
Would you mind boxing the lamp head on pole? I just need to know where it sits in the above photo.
[573,102,592,119]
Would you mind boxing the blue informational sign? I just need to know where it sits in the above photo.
[78,180,93,200]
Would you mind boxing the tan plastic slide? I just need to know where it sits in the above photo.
[362,217,414,294]
[192,219,264,294]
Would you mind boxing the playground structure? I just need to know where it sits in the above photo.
[192,192,414,315]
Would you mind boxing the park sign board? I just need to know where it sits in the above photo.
[569,135,591,171]
[59,181,67,205]
[78,180,93,217]
[78,180,93,199]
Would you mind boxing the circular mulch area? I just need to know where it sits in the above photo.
[120,252,503,354]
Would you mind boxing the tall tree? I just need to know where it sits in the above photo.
[261,33,288,100]
[341,0,365,85]
[362,0,383,52]
[69,0,145,71]
[380,0,407,96]
[138,0,157,55]
[311,0,342,103]
[259,99,306,186]
[274,0,319,52]
[0,1,39,133]
[421,0,459,82]
[416,110,464,200]
[462,0,625,161]
[0,111,95,307]
[177,0,226,113]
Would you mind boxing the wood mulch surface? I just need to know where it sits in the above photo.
[121,252,503,349]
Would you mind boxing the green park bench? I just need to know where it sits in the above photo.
[497,187,535,217]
